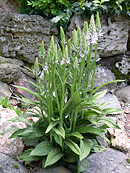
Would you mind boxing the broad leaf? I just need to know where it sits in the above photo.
[103,108,124,115]
[77,157,88,173]
[0,127,18,135]
[66,132,84,139]
[45,121,58,133]
[77,126,103,137]
[9,128,28,139]
[17,127,44,138]
[64,149,78,163]
[65,139,81,155]
[8,117,33,126]
[53,132,63,147]
[80,139,91,161]
[44,149,63,167]
[92,89,107,100]
[98,117,120,129]
[19,148,42,161]
[53,124,65,139]
[30,141,54,156]
[72,91,81,106]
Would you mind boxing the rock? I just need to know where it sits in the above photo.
[0,13,58,64]
[67,13,129,57]
[115,57,130,75]
[0,105,26,159]
[84,148,130,173]
[96,93,122,109]
[0,0,19,14]
[115,86,130,103]
[0,80,11,98]
[108,120,130,153]
[13,72,37,101]
[0,153,27,173]
[35,167,71,173]
[90,66,116,92]
[125,113,130,137]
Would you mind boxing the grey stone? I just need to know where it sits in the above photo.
[90,66,116,92]
[35,166,71,173]
[0,80,11,98]
[84,148,130,173]
[0,153,27,173]
[115,57,130,75]
[67,13,129,57]
[115,86,130,103]
[0,0,19,14]
[0,13,58,64]
[97,93,121,109]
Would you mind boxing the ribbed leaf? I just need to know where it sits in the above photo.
[30,141,54,156]
[44,149,63,167]
[9,117,33,126]
[98,117,120,129]
[77,157,88,173]
[80,140,91,161]
[0,127,18,135]
[103,108,124,115]
[66,132,84,139]
[9,128,28,139]
[19,148,42,161]
[92,89,107,100]
[53,125,65,139]
[53,132,62,147]
[45,121,58,133]
[77,126,103,137]
[65,139,81,155]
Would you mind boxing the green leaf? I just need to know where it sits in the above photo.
[103,108,124,115]
[53,132,63,147]
[19,149,42,161]
[72,91,81,106]
[64,149,78,163]
[30,141,54,156]
[53,124,65,139]
[45,121,58,133]
[0,127,18,135]
[98,117,120,129]
[77,157,88,173]
[44,149,63,167]
[92,89,108,100]
[80,140,91,161]
[9,128,28,139]
[66,132,84,139]
[65,139,81,155]
[17,127,44,138]
[8,117,33,126]
[77,126,103,137]
[51,15,63,23]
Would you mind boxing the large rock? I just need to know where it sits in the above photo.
[0,13,58,64]
[84,148,130,173]
[0,56,23,83]
[90,66,116,92]
[0,0,19,14]
[115,86,130,103]
[67,13,129,57]
[0,153,27,173]
[0,105,26,159]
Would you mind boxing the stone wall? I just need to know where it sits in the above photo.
[67,13,129,57]
[0,0,19,14]
[0,13,58,64]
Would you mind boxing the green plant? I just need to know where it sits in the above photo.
[1,13,123,172]
[0,96,13,108]
[18,0,130,30]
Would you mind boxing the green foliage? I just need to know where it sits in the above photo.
[0,96,13,108]
[18,0,130,30]
[1,13,124,172]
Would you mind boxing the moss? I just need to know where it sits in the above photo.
[113,67,129,83]
[14,164,20,169]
